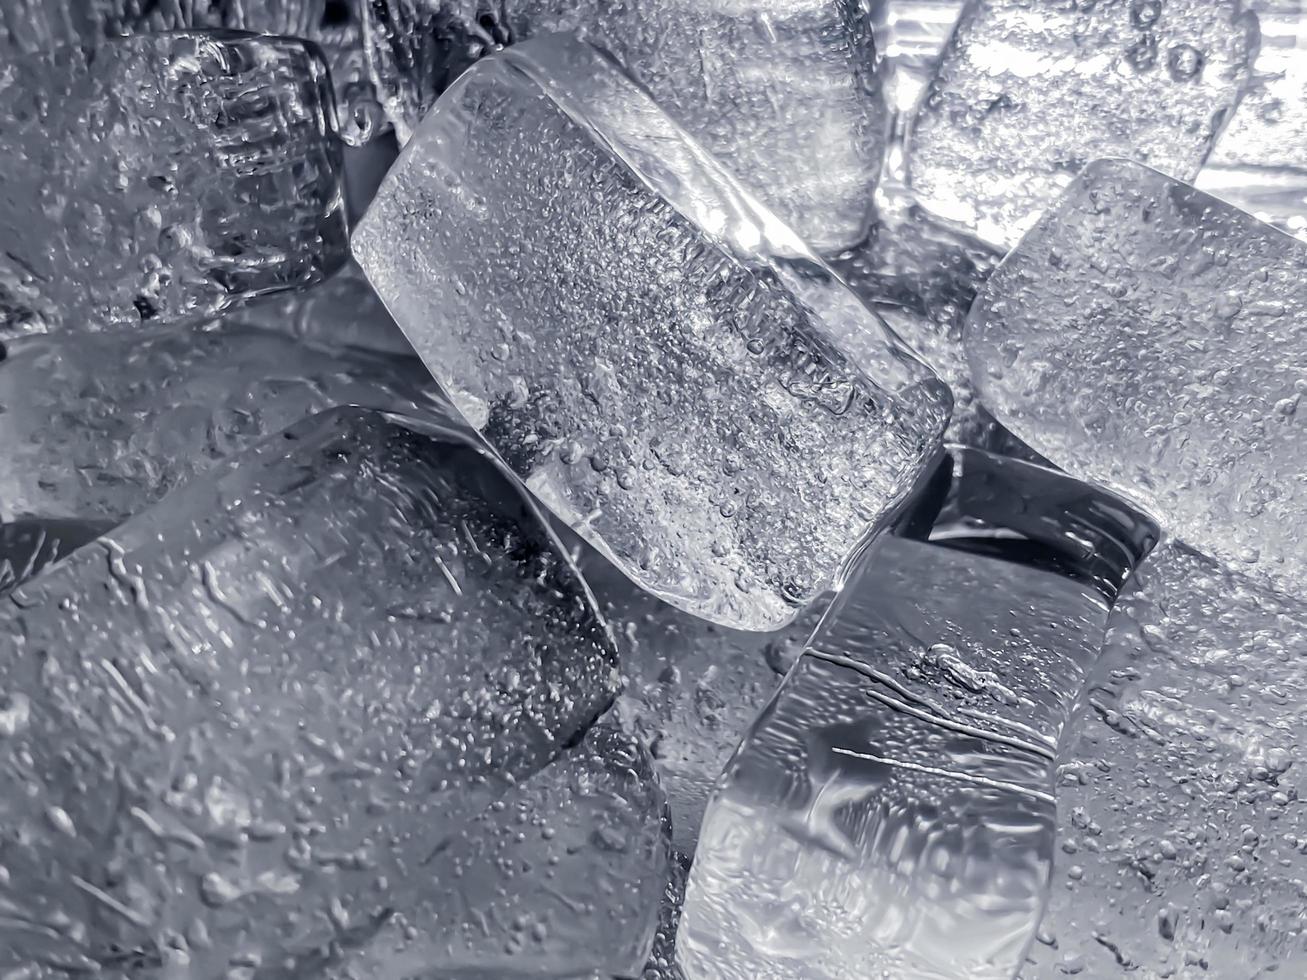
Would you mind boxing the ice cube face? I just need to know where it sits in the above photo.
[1199,0,1307,238]
[329,722,672,978]
[0,31,347,335]
[0,323,441,525]
[906,0,1258,247]
[354,34,951,632]
[0,1,381,144]
[678,448,1158,980]
[362,0,889,251]
[0,518,114,595]
[969,158,1307,595]
[1031,542,1307,978]
[0,407,619,975]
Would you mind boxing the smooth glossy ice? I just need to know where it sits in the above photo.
[362,0,888,251]
[1029,543,1307,977]
[0,323,441,524]
[907,0,1257,247]
[871,0,968,114]
[325,721,672,978]
[354,34,950,632]
[0,1,380,144]
[679,448,1158,980]
[0,407,619,976]
[1199,0,1307,239]
[0,31,347,335]
[969,158,1307,596]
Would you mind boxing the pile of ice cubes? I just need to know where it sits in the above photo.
[0,1,1303,977]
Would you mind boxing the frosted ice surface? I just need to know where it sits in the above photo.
[238,262,419,356]
[326,722,671,978]
[362,0,888,251]
[0,31,347,335]
[353,34,950,631]
[906,0,1258,247]
[0,407,619,976]
[0,323,442,524]
[1199,0,1307,239]
[1027,543,1307,977]
[0,518,113,595]
[678,448,1158,980]
[968,158,1307,597]
[0,1,381,144]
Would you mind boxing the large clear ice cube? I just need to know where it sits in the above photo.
[678,448,1158,980]
[1199,0,1307,239]
[0,323,442,524]
[0,1,380,144]
[0,407,619,975]
[362,0,889,251]
[353,33,951,632]
[906,0,1258,247]
[1028,542,1307,977]
[327,722,672,978]
[968,158,1307,596]
[0,31,347,335]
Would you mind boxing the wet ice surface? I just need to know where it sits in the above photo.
[969,158,1307,597]
[0,407,620,977]
[0,323,442,525]
[1028,543,1307,977]
[0,518,114,596]
[0,1,380,144]
[871,0,968,115]
[354,34,950,631]
[0,31,346,335]
[1199,0,1307,239]
[678,449,1158,980]
[324,721,671,979]
[362,0,887,251]
[907,0,1257,247]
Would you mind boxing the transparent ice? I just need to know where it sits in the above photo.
[1199,0,1307,239]
[353,33,950,632]
[362,0,889,251]
[678,448,1158,980]
[0,323,441,525]
[0,1,381,144]
[1029,543,1307,977]
[323,721,672,979]
[906,0,1258,247]
[968,158,1307,597]
[0,31,347,335]
[871,0,968,115]
[0,518,114,596]
[0,407,619,976]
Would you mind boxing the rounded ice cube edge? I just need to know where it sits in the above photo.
[351,32,953,633]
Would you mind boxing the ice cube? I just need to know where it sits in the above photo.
[1199,0,1307,239]
[0,31,347,335]
[906,0,1258,247]
[0,323,442,524]
[1028,542,1307,978]
[362,0,889,251]
[0,1,381,144]
[353,33,951,632]
[0,517,114,595]
[0,407,619,975]
[870,0,968,115]
[968,158,1307,596]
[326,721,671,978]
[678,447,1158,980]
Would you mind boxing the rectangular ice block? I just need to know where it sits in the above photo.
[968,158,1307,596]
[0,323,442,524]
[353,33,951,632]
[0,407,619,976]
[0,31,347,335]
[678,448,1158,980]
[906,0,1258,247]
[1028,541,1307,977]
[363,0,889,251]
